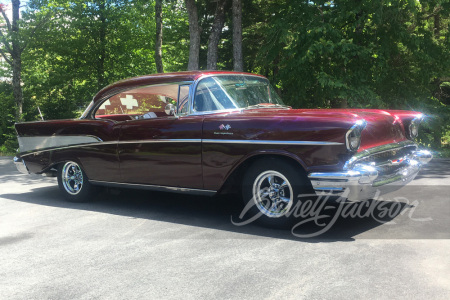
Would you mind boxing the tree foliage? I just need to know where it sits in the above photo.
[0,0,449,154]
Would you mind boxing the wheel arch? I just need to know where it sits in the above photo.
[42,157,88,178]
[217,150,311,195]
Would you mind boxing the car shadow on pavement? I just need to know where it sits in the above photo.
[0,184,416,242]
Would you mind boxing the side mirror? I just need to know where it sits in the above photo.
[165,103,176,116]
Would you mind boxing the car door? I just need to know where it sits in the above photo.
[117,83,204,189]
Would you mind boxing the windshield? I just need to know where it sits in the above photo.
[193,75,286,112]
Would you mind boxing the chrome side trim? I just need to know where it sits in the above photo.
[89,180,217,196]
[202,139,343,146]
[119,139,202,144]
[19,138,203,157]
[19,141,114,157]
[18,135,103,153]
[19,137,341,157]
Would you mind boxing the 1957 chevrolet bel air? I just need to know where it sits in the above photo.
[14,71,432,225]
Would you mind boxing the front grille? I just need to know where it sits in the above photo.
[356,145,416,176]
[358,146,416,164]
[376,164,403,175]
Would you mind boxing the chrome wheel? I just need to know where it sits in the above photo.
[61,162,84,195]
[252,170,294,218]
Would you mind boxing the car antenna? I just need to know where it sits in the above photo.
[37,106,44,120]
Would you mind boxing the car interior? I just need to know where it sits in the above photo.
[95,83,182,122]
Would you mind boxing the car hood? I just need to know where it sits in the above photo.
[217,108,422,151]
[291,108,421,150]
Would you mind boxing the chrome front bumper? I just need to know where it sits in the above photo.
[13,156,29,174]
[308,149,432,201]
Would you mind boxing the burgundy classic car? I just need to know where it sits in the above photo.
[14,71,432,226]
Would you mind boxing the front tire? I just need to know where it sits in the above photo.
[241,158,313,228]
[57,161,93,202]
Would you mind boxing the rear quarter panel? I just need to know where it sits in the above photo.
[15,119,120,181]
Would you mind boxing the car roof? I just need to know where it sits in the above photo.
[93,71,264,103]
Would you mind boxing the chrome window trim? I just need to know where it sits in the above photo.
[189,74,282,116]
[189,108,243,116]
[177,83,193,116]
[82,74,283,119]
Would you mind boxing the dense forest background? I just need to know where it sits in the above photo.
[0,0,449,155]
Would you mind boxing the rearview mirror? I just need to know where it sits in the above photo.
[165,103,176,116]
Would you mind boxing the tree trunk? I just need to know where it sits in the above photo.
[12,55,22,120]
[206,0,227,70]
[232,0,243,71]
[330,98,348,108]
[97,1,107,90]
[433,123,442,149]
[11,0,23,121]
[434,7,441,38]
[185,0,200,70]
[155,0,164,73]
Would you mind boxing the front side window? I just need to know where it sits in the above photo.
[178,85,191,115]
[193,75,286,112]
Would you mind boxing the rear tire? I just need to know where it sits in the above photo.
[241,158,313,228]
[57,161,93,202]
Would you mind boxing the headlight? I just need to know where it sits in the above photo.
[408,116,422,139]
[346,120,366,151]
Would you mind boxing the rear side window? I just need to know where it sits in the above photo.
[95,83,181,120]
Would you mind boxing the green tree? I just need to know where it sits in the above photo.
[245,0,450,151]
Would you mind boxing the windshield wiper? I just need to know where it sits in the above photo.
[245,103,290,110]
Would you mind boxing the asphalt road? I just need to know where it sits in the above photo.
[0,156,449,299]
